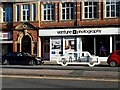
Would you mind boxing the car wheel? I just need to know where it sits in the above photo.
[3,59,9,65]
[109,61,118,67]
[29,60,36,66]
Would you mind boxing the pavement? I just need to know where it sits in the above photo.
[1,61,120,81]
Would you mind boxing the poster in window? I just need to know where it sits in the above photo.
[51,39,61,49]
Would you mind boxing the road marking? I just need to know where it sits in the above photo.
[0,75,119,82]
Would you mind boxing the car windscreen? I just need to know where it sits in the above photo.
[22,53,31,56]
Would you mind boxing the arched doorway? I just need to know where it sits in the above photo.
[21,35,31,54]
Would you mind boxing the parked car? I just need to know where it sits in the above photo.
[2,52,44,66]
[107,50,120,67]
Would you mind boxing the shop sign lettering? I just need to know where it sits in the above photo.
[57,29,102,35]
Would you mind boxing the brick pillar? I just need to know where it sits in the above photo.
[55,2,58,22]
[13,41,17,52]
[76,2,81,25]
[99,0,102,20]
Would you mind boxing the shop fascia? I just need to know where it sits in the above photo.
[39,27,119,36]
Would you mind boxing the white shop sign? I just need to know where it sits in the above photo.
[39,28,119,36]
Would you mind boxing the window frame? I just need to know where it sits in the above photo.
[104,0,119,18]
[21,4,30,21]
[60,2,75,20]
[41,3,55,21]
[82,1,98,19]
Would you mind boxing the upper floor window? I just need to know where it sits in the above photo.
[22,4,30,21]
[16,5,20,21]
[105,0,119,18]
[42,3,55,21]
[32,3,36,21]
[83,1,98,19]
[61,2,74,20]
[3,5,13,22]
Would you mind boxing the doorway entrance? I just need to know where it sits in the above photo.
[43,37,50,60]
[21,35,31,54]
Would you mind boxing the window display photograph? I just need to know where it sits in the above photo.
[51,39,61,50]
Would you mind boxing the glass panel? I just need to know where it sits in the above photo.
[89,7,92,12]
[85,13,88,18]
[96,36,110,57]
[32,4,36,21]
[82,36,94,55]
[16,5,20,21]
[111,11,115,17]
[111,5,115,10]
[62,3,65,7]
[89,13,92,18]
[84,2,88,6]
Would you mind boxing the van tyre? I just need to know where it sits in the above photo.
[109,61,118,67]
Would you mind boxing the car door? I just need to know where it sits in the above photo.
[116,51,120,63]
[7,52,16,64]
[16,52,23,65]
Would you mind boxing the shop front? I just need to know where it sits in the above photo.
[39,27,120,62]
[0,32,13,55]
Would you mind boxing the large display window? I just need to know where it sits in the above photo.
[64,37,76,53]
[96,36,110,57]
[82,36,94,55]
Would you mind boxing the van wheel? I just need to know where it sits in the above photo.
[109,61,118,67]
[3,59,9,65]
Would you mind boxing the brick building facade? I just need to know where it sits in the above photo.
[0,1,120,62]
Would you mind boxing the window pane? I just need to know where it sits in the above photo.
[85,13,88,18]
[111,5,115,10]
[111,11,115,17]
[32,4,36,21]
[89,13,92,18]
[89,7,92,12]
[84,2,88,6]
[62,15,65,19]
[62,3,65,7]
[85,7,88,12]
[107,12,110,17]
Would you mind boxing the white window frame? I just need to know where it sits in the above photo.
[41,3,55,21]
[60,2,74,20]
[21,4,30,21]
[104,0,119,18]
[82,1,98,19]
[16,5,20,22]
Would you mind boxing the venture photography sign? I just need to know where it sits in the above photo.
[57,29,102,34]
[39,28,119,36]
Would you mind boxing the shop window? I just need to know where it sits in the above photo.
[96,36,110,57]
[65,40,76,50]
[82,36,94,55]
[51,39,61,49]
